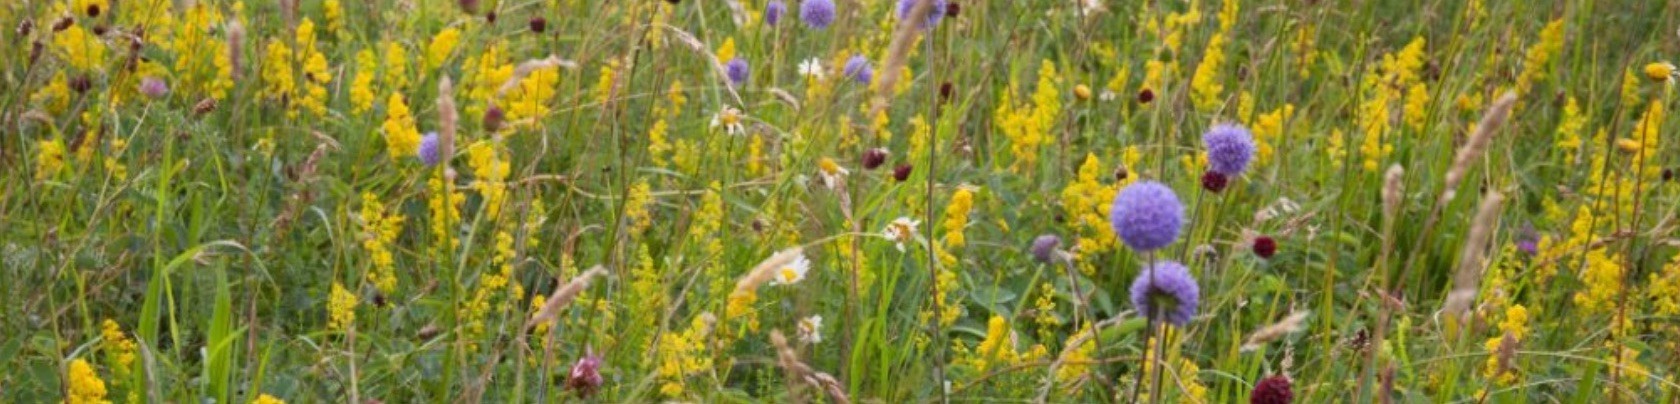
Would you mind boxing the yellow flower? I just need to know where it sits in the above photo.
[36,139,67,180]
[328,282,357,331]
[66,358,110,404]
[383,40,411,92]
[260,39,295,102]
[100,319,136,381]
[1190,33,1228,111]
[1073,84,1092,101]
[74,0,108,16]
[359,193,405,294]
[715,37,737,62]
[1644,62,1675,82]
[350,50,378,113]
[250,394,286,404]
[504,64,562,130]
[55,25,107,71]
[426,28,461,69]
[382,93,422,161]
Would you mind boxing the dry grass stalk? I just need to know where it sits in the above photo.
[1439,192,1504,320]
[436,76,458,162]
[869,0,938,118]
[496,55,579,97]
[770,330,851,404]
[734,247,805,294]
[1240,311,1311,352]
[1382,165,1405,222]
[1440,92,1515,206]
[226,21,245,79]
[525,265,608,332]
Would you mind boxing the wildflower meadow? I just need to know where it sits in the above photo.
[6,0,1680,402]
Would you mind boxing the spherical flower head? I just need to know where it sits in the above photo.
[1129,260,1199,326]
[1030,234,1061,264]
[567,353,604,398]
[1645,62,1676,82]
[1200,170,1228,193]
[418,132,442,166]
[765,1,787,26]
[1252,236,1277,259]
[139,76,169,99]
[897,0,947,29]
[725,58,750,87]
[1109,181,1185,252]
[1203,123,1256,175]
[843,54,874,85]
[861,147,888,170]
[800,0,836,30]
[1249,375,1293,404]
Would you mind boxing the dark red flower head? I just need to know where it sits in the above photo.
[1138,88,1155,104]
[862,148,889,170]
[529,17,547,33]
[567,353,604,398]
[1252,236,1277,259]
[1201,170,1228,193]
[483,105,505,133]
[1250,375,1293,404]
[892,163,913,182]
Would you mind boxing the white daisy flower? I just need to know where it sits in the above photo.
[710,106,746,136]
[769,252,811,286]
[816,157,849,190]
[798,58,826,80]
[882,217,920,252]
[797,315,823,344]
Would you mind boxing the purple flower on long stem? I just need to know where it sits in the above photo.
[725,58,750,87]
[897,0,947,29]
[843,54,873,85]
[765,1,787,26]
[1129,260,1199,326]
[800,0,836,29]
[1109,181,1185,252]
[1030,234,1061,264]
[1203,123,1257,176]
[418,132,442,166]
[139,77,169,99]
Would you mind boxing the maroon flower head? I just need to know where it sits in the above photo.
[862,148,889,170]
[567,353,604,398]
[1252,236,1276,259]
[892,163,913,182]
[529,17,547,34]
[1138,88,1155,104]
[1250,375,1293,404]
[1201,170,1228,193]
[483,105,505,133]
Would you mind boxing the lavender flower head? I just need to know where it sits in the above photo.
[800,0,836,30]
[1030,234,1061,264]
[765,1,787,26]
[1129,260,1199,326]
[139,76,169,99]
[1109,181,1185,252]
[725,58,750,87]
[843,54,873,85]
[566,353,604,398]
[1515,223,1539,256]
[1203,124,1256,175]
[418,132,442,166]
[897,0,947,29]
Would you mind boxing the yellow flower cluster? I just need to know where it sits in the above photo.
[350,50,378,114]
[100,319,136,383]
[657,315,714,398]
[1553,96,1586,164]
[428,175,464,250]
[260,39,295,104]
[625,180,655,234]
[961,316,1047,373]
[295,18,330,117]
[66,358,110,404]
[1189,32,1228,112]
[1060,154,1119,275]
[382,93,422,162]
[250,394,287,404]
[505,65,562,131]
[1055,323,1095,385]
[359,193,405,294]
[36,139,67,180]
[381,41,410,93]
[1033,283,1060,343]
[426,28,461,70]
[1515,19,1566,97]
[328,282,357,331]
[1249,105,1293,167]
[1357,37,1426,172]
[995,61,1062,172]
[1481,304,1529,385]
[55,25,106,72]
[647,81,686,168]
[463,45,514,122]
[1133,337,1208,402]
[467,141,511,219]
[171,5,234,100]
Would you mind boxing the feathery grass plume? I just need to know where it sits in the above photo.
[1241,311,1310,352]
[1440,92,1515,206]
[226,20,245,80]
[436,76,457,164]
[1382,165,1405,222]
[1439,192,1504,322]
[525,266,608,332]
[769,330,852,404]
[870,0,937,117]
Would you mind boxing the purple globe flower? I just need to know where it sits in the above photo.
[1030,234,1062,264]
[1203,124,1256,175]
[139,76,169,99]
[418,132,442,166]
[1129,260,1199,326]
[897,0,947,29]
[725,58,750,87]
[765,1,787,26]
[800,0,836,30]
[843,54,873,85]
[1109,181,1185,252]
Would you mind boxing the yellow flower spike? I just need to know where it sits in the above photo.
[1644,62,1675,82]
[1614,138,1642,154]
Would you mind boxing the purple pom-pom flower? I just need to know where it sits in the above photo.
[1203,124,1257,176]
[1030,234,1061,264]
[1129,260,1199,326]
[139,76,169,99]
[843,54,873,85]
[418,132,442,166]
[800,0,836,30]
[897,0,947,29]
[725,58,750,87]
[1109,181,1185,252]
[765,1,787,26]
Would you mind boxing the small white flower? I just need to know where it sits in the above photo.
[798,58,826,80]
[882,217,920,252]
[710,106,747,136]
[769,252,811,286]
[1079,0,1108,17]
[816,157,849,190]
[797,315,823,344]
